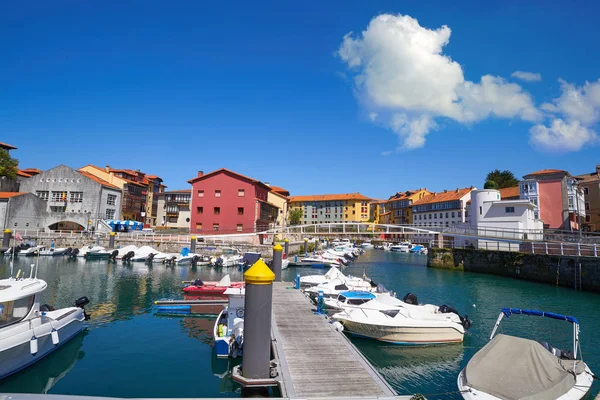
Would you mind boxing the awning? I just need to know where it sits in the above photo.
[104,220,144,230]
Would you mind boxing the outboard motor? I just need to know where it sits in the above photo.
[65,247,73,255]
[539,341,575,360]
[403,293,419,305]
[191,255,199,267]
[109,250,118,261]
[70,248,79,258]
[147,253,156,263]
[75,296,91,320]
[123,251,135,262]
[214,257,223,267]
[193,279,204,287]
[439,304,471,330]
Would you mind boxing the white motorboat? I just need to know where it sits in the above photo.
[211,247,243,267]
[19,246,44,256]
[76,245,105,258]
[390,242,413,252]
[305,277,375,300]
[177,253,211,266]
[299,256,343,267]
[0,266,90,380]
[38,247,71,256]
[317,252,348,265]
[115,245,138,260]
[322,291,377,311]
[360,241,374,249]
[457,308,594,400]
[281,258,289,270]
[409,245,428,255]
[299,266,347,287]
[213,287,244,358]
[332,294,472,344]
[129,246,159,262]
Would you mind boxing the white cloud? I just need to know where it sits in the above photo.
[338,14,541,149]
[541,79,600,125]
[369,112,378,121]
[511,71,542,82]
[529,119,597,152]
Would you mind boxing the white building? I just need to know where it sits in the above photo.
[462,189,543,251]
[156,189,191,230]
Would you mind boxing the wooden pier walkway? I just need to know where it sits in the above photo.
[271,282,408,399]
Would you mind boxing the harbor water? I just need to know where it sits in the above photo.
[0,250,598,399]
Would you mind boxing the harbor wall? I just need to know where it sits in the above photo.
[427,247,600,293]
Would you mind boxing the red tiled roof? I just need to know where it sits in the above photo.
[269,186,290,196]
[16,170,32,177]
[163,189,191,194]
[526,169,567,176]
[78,171,121,190]
[369,199,387,204]
[575,171,600,183]
[187,168,271,190]
[289,193,372,202]
[412,187,473,206]
[0,192,26,199]
[499,186,520,199]
[0,142,17,150]
[20,168,42,175]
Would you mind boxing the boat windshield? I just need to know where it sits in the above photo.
[0,295,35,328]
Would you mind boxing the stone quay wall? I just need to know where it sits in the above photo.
[427,247,600,293]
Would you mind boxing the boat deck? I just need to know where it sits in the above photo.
[271,281,403,399]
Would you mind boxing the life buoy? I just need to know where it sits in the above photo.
[236,308,244,318]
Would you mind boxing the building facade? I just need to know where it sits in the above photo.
[520,169,585,230]
[188,169,278,234]
[288,193,372,225]
[156,189,191,229]
[387,189,432,225]
[369,200,387,223]
[15,165,122,231]
[412,187,474,229]
[266,185,289,228]
[576,165,600,232]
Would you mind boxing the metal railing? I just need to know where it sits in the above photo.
[437,240,599,258]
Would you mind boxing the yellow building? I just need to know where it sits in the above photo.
[369,200,387,223]
[266,185,290,228]
[387,188,432,225]
[288,193,372,225]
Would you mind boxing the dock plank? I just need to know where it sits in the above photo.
[271,282,397,399]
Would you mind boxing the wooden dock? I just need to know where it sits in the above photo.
[271,282,409,399]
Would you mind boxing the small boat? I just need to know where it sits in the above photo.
[19,246,44,256]
[213,287,245,358]
[0,266,90,380]
[183,275,244,296]
[211,247,243,267]
[115,245,138,260]
[84,249,118,260]
[129,246,159,262]
[390,242,413,252]
[409,245,428,255]
[77,245,105,258]
[281,258,289,270]
[301,255,346,267]
[457,308,594,400]
[38,247,71,256]
[299,266,347,288]
[322,291,377,312]
[304,277,375,300]
[332,293,472,344]
[360,241,374,249]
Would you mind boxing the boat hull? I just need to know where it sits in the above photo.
[342,320,464,344]
[0,315,84,380]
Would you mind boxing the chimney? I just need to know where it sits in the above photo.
[264,182,271,187]
[444,189,447,193]
[456,188,459,193]
[105,165,110,172]
[596,165,600,175]
[197,171,204,177]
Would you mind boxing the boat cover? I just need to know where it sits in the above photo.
[464,334,585,400]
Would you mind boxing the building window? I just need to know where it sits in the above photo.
[237,224,243,232]
[568,196,574,207]
[238,189,245,197]
[198,190,204,197]
[214,207,220,215]
[107,194,117,206]
[70,192,83,203]
[238,207,244,215]
[451,211,455,218]
[215,190,221,197]
[51,191,67,202]
[196,223,203,231]
[584,187,589,195]
[586,215,591,222]
[505,207,515,213]
[105,209,116,219]
[36,191,49,201]
[585,202,590,210]
[213,223,219,231]
[197,207,203,214]
[479,206,482,215]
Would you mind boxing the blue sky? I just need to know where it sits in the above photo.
[2,1,599,199]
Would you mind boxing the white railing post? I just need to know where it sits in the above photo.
[532,243,535,254]
[497,242,500,251]
[343,224,346,234]
[545,243,548,255]
[594,244,598,258]
[577,243,581,257]
[560,242,564,255]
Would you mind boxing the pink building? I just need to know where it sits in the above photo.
[187,169,279,234]
[520,169,585,230]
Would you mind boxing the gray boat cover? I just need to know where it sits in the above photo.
[464,334,585,400]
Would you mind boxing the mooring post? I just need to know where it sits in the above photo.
[272,243,283,281]
[2,229,11,249]
[283,238,289,259]
[594,244,597,258]
[190,236,197,253]
[108,232,116,249]
[304,238,308,257]
[95,235,100,246]
[295,274,300,289]
[242,260,275,379]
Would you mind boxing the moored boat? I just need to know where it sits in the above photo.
[457,308,594,400]
[213,287,244,358]
[38,247,71,256]
[0,267,90,380]
[183,275,244,296]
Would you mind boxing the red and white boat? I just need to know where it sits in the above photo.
[183,275,244,296]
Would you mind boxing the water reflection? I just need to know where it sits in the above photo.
[0,330,87,394]
[211,349,242,394]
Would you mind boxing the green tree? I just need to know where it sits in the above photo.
[288,208,303,225]
[0,149,19,180]
[485,169,518,189]
[483,180,498,189]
